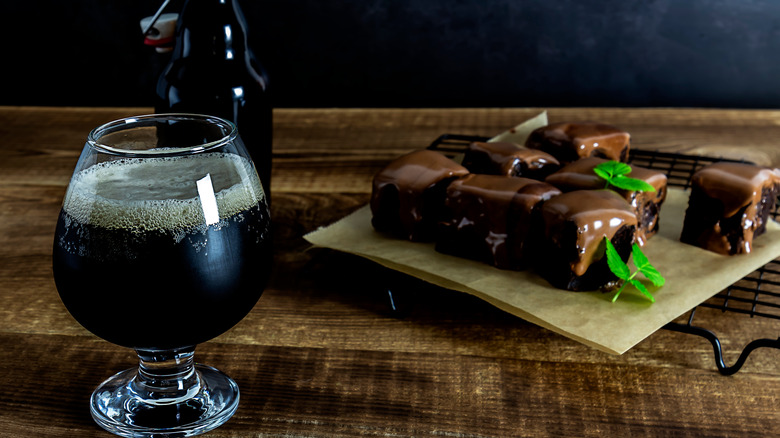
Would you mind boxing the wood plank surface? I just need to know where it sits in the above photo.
[1,106,779,437]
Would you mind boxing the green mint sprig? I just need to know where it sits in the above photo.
[604,238,665,303]
[593,161,656,192]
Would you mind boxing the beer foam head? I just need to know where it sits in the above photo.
[63,152,265,232]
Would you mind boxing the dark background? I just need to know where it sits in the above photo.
[5,0,780,108]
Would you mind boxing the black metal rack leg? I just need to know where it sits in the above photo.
[662,322,780,376]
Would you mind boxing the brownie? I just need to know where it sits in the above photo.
[545,157,668,245]
[461,141,561,180]
[370,150,469,241]
[436,174,561,270]
[525,122,630,164]
[532,190,638,291]
[680,162,780,255]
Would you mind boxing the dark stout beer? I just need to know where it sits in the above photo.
[52,153,271,350]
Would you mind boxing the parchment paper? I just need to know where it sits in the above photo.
[488,110,548,143]
[304,113,780,354]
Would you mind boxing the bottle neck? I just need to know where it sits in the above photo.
[173,0,251,59]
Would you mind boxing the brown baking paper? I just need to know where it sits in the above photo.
[304,114,780,354]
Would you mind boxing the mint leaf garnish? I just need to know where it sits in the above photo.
[632,244,665,287]
[610,175,657,192]
[605,239,630,280]
[604,238,664,303]
[594,161,656,193]
[592,166,613,183]
[594,161,632,180]
[629,279,655,302]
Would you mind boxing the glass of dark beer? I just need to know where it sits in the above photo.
[52,114,272,437]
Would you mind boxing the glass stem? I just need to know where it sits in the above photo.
[133,346,202,405]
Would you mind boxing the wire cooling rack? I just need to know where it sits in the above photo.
[425,134,780,375]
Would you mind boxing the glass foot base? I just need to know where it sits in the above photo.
[90,364,239,437]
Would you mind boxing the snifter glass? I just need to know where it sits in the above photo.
[52,114,272,437]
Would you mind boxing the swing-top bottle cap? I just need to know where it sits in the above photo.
[140,13,178,53]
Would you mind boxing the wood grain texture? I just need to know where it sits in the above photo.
[1,106,779,437]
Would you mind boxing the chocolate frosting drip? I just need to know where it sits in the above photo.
[371,150,468,241]
[541,190,638,276]
[544,157,607,191]
[681,162,780,255]
[462,141,560,178]
[693,162,780,217]
[526,122,630,164]
[438,174,561,269]
[545,157,668,245]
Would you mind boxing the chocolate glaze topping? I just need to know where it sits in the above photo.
[462,141,561,179]
[681,162,780,255]
[692,162,780,217]
[438,174,561,269]
[371,150,468,241]
[526,122,630,164]
[545,157,668,245]
[541,190,638,276]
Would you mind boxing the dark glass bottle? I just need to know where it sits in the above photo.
[156,0,272,196]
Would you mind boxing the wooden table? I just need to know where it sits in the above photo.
[1,106,779,437]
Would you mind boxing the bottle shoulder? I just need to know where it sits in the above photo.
[161,56,265,82]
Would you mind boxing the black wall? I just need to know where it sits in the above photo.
[6,0,780,108]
